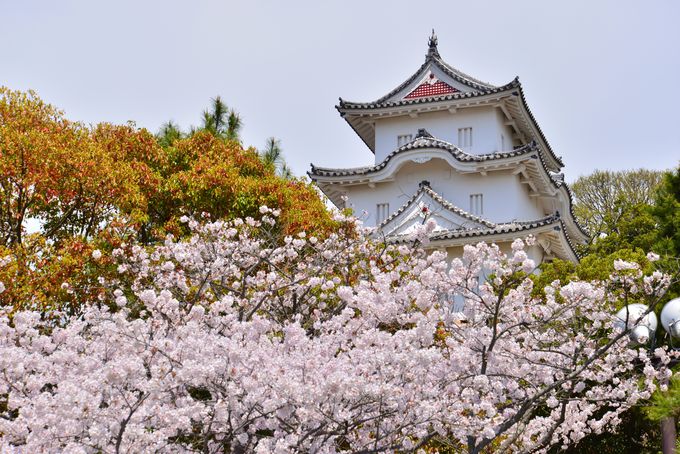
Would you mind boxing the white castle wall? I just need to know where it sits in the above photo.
[344,159,544,227]
[373,106,515,164]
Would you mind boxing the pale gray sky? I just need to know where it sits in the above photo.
[2,0,678,182]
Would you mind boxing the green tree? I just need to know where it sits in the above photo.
[572,169,664,239]
[199,96,242,141]
[544,165,680,453]
[652,166,680,261]
[156,120,184,147]
[260,137,293,179]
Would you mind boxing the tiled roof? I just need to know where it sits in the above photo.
[309,139,539,178]
[388,212,581,259]
[333,40,564,172]
[350,48,496,104]
[379,181,496,230]
[512,84,564,169]
[336,38,496,112]
[309,132,588,243]
[429,214,560,242]
[405,80,458,99]
[337,79,518,111]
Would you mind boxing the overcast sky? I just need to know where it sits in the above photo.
[2,1,678,182]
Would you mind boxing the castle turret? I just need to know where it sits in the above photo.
[310,32,587,263]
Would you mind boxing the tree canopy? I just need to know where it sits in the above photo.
[0,211,671,453]
[571,169,664,240]
[0,87,335,313]
[540,163,680,452]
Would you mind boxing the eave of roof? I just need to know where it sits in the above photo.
[389,213,581,262]
[509,84,564,170]
[309,133,589,244]
[337,79,516,111]
[309,138,539,178]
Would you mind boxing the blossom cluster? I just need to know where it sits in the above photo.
[0,210,671,453]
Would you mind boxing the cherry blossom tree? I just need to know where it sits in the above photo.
[0,209,672,453]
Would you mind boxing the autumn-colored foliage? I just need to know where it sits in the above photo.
[1,88,124,244]
[0,87,335,312]
[145,132,336,240]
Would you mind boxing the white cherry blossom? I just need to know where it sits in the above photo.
[0,211,671,453]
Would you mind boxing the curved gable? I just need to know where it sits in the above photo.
[380,182,495,238]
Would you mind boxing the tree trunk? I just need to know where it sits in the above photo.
[661,416,676,454]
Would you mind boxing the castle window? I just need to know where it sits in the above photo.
[376,203,390,224]
[469,194,483,215]
[458,127,473,149]
[500,134,505,151]
[397,134,413,147]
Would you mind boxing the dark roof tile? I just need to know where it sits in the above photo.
[309,139,538,178]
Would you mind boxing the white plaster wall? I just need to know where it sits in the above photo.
[495,109,516,151]
[374,106,510,163]
[343,159,544,227]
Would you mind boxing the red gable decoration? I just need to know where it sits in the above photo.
[405,78,458,99]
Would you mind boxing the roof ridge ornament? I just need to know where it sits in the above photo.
[427,29,440,58]
[415,128,434,139]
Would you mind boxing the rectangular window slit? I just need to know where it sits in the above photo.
[377,203,390,224]
[458,127,472,150]
[469,194,483,215]
[397,134,413,147]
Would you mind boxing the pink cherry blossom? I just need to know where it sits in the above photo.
[0,210,671,453]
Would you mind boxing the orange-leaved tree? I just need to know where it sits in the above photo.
[146,131,335,239]
[0,88,336,313]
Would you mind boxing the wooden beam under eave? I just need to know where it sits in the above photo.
[498,103,514,122]
[519,177,539,194]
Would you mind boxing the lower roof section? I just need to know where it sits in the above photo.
[309,135,590,245]
[386,213,580,263]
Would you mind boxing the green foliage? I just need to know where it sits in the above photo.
[532,249,652,297]
[572,165,680,296]
[200,96,242,141]
[571,169,664,238]
[647,376,680,423]
[260,137,293,179]
[652,167,680,260]
[583,203,657,256]
[555,164,680,452]
[157,120,183,147]
[560,406,662,454]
